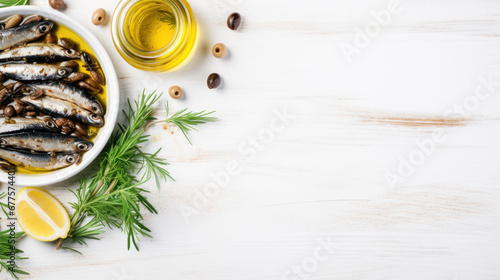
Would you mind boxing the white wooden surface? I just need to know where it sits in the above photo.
[3,0,500,279]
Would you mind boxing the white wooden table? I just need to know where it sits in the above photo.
[6,0,500,279]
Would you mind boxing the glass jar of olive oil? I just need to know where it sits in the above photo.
[111,0,198,72]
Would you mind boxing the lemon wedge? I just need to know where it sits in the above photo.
[15,187,70,242]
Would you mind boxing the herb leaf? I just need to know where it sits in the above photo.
[0,0,29,8]
[57,91,215,252]
[0,193,28,280]
[0,228,28,280]
[58,91,170,251]
[158,10,176,29]
[146,101,217,145]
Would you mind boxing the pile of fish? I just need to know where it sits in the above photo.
[0,15,106,172]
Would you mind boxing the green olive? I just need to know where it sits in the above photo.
[48,0,65,10]
[92,9,107,26]
[212,43,227,59]
[169,86,183,99]
[4,106,14,117]
[5,15,23,29]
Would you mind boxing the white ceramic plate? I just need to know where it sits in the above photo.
[0,6,119,186]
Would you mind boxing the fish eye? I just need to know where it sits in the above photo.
[76,143,87,151]
[66,156,75,163]
[90,114,101,121]
[58,69,67,76]
[66,49,75,55]
[46,121,55,128]
[92,105,100,113]
[38,25,49,33]
[22,87,34,93]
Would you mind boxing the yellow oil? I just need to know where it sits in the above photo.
[127,2,177,51]
[11,18,107,175]
[116,0,198,71]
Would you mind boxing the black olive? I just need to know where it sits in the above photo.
[227,13,241,30]
[4,106,14,117]
[207,73,222,89]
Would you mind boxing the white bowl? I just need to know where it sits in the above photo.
[0,6,119,186]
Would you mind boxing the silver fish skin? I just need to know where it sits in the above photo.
[0,64,73,81]
[18,82,104,115]
[0,147,81,170]
[0,43,80,63]
[0,117,59,134]
[0,131,93,152]
[20,96,104,127]
[0,21,54,51]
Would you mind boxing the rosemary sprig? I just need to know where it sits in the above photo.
[158,10,176,29]
[0,0,29,8]
[0,193,28,279]
[57,91,172,251]
[0,229,28,280]
[145,101,217,144]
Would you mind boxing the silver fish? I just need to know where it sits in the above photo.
[0,43,80,63]
[0,21,54,51]
[20,96,104,127]
[18,82,104,115]
[0,131,93,152]
[0,147,81,170]
[0,117,59,134]
[0,64,73,81]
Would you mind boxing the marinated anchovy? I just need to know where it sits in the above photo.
[0,117,59,134]
[0,43,80,63]
[0,14,107,173]
[20,96,104,127]
[0,147,81,170]
[0,21,54,51]
[18,82,104,115]
[0,131,93,152]
[0,64,73,81]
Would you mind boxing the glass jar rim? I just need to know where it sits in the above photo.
[111,0,196,70]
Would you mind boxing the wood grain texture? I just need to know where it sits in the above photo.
[1,0,500,279]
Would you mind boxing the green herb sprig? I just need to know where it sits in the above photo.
[0,228,28,280]
[0,194,28,280]
[145,101,217,144]
[57,91,216,252]
[0,0,29,8]
[158,10,176,29]
[57,91,171,251]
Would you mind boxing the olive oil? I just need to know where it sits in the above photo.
[112,0,198,71]
[12,19,107,175]
[127,3,177,51]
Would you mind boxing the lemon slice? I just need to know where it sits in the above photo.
[15,187,70,242]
